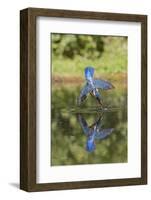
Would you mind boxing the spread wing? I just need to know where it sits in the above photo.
[77,114,90,135]
[95,128,114,140]
[78,84,93,105]
[94,79,114,90]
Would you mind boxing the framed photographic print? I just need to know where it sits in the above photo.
[20,8,147,191]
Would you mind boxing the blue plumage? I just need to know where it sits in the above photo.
[85,66,94,80]
[86,138,95,152]
[78,66,114,106]
[77,114,114,152]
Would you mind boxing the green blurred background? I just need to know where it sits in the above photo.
[51,33,127,76]
[51,33,127,166]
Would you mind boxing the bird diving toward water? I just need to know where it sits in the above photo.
[77,113,114,152]
[78,66,114,106]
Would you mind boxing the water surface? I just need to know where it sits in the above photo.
[51,79,127,166]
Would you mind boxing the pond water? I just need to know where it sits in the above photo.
[51,81,127,166]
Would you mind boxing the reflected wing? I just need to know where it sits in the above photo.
[78,84,93,105]
[95,128,114,140]
[94,79,114,90]
[77,114,90,135]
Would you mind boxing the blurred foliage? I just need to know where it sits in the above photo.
[51,33,127,75]
[52,34,104,59]
[51,84,127,165]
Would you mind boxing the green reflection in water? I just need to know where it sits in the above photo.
[51,84,127,166]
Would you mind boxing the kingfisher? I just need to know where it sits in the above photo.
[77,113,114,152]
[78,66,114,106]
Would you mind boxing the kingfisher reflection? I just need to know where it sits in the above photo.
[77,113,114,152]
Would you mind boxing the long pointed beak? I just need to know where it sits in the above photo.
[96,97,103,106]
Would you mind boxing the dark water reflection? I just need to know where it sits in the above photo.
[77,113,114,153]
[51,85,127,166]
